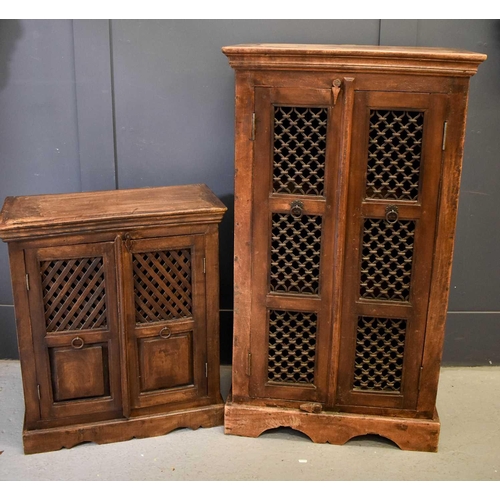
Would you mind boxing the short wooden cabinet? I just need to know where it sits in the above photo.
[222,44,486,451]
[0,184,226,454]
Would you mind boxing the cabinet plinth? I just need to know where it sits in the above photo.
[223,43,486,452]
[0,184,226,454]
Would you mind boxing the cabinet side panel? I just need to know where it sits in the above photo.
[204,225,223,402]
[232,71,255,401]
[8,244,41,427]
[418,83,470,413]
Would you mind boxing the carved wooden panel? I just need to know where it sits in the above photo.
[353,316,406,392]
[273,106,328,196]
[133,249,192,324]
[270,213,322,295]
[366,109,423,201]
[360,218,416,301]
[267,310,317,385]
[40,257,107,332]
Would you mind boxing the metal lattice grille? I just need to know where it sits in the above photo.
[353,316,406,392]
[268,310,317,384]
[366,109,424,200]
[360,218,416,301]
[270,213,322,295]
[273,106,328,196]
[133,249,192,324]
[40,258,107,332]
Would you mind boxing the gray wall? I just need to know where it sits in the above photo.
[0,20,498,365]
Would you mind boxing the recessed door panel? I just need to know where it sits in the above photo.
[50,345,109,402]
[138,332,194,392]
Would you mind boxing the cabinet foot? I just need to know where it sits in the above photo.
[23,403,224,454]
[224,396,440,452]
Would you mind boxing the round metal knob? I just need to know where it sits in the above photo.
[290,200,304,218]
[71,336,84,349]
[385,205,399,223]
[159,327,171,339]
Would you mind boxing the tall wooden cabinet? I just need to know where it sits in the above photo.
[0,184,226,454]
[222,44,486,451]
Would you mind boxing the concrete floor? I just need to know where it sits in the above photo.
[0,360,499,480]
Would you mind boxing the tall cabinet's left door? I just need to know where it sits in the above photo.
[25,242,123,425]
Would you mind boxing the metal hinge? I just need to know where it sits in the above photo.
[251,112,256,141]
[205,362,208,378]
[25,274,30,291]
[246,353,252,376]
[203,257,206,274]
[442,121,448,151]
[37,384,41,400]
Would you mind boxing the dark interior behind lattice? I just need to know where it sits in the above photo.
[366,109,424,201]
[273,106,328,196]
[267,310,317,385]
[360,218,416,302]
[40,257,108,332]
[353,316,407,392]
[133,249,192,324]
[270,213,322,295]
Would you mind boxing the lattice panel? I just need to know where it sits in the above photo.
[40,257,107,333]
[270,213,322,295]
[268,310,317,384]
[366,109,424,200]
[273,106,328,196]
[353,316,407,392]
[360,218,416,301]
[133,249,192,324]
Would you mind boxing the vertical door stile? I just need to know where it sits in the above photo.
[327,77,356,408]
[115,234,131,418]
[192,234,209,396]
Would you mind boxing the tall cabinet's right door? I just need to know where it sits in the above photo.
[336,91,448,411]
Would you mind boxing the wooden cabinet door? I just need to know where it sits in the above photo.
[248,86,343,402]
[25,242,123,423]
[122,234,207,410]
[336,91,448,411]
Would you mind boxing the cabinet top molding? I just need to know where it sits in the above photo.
[222,43,487,76]
[0,184,227,241]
